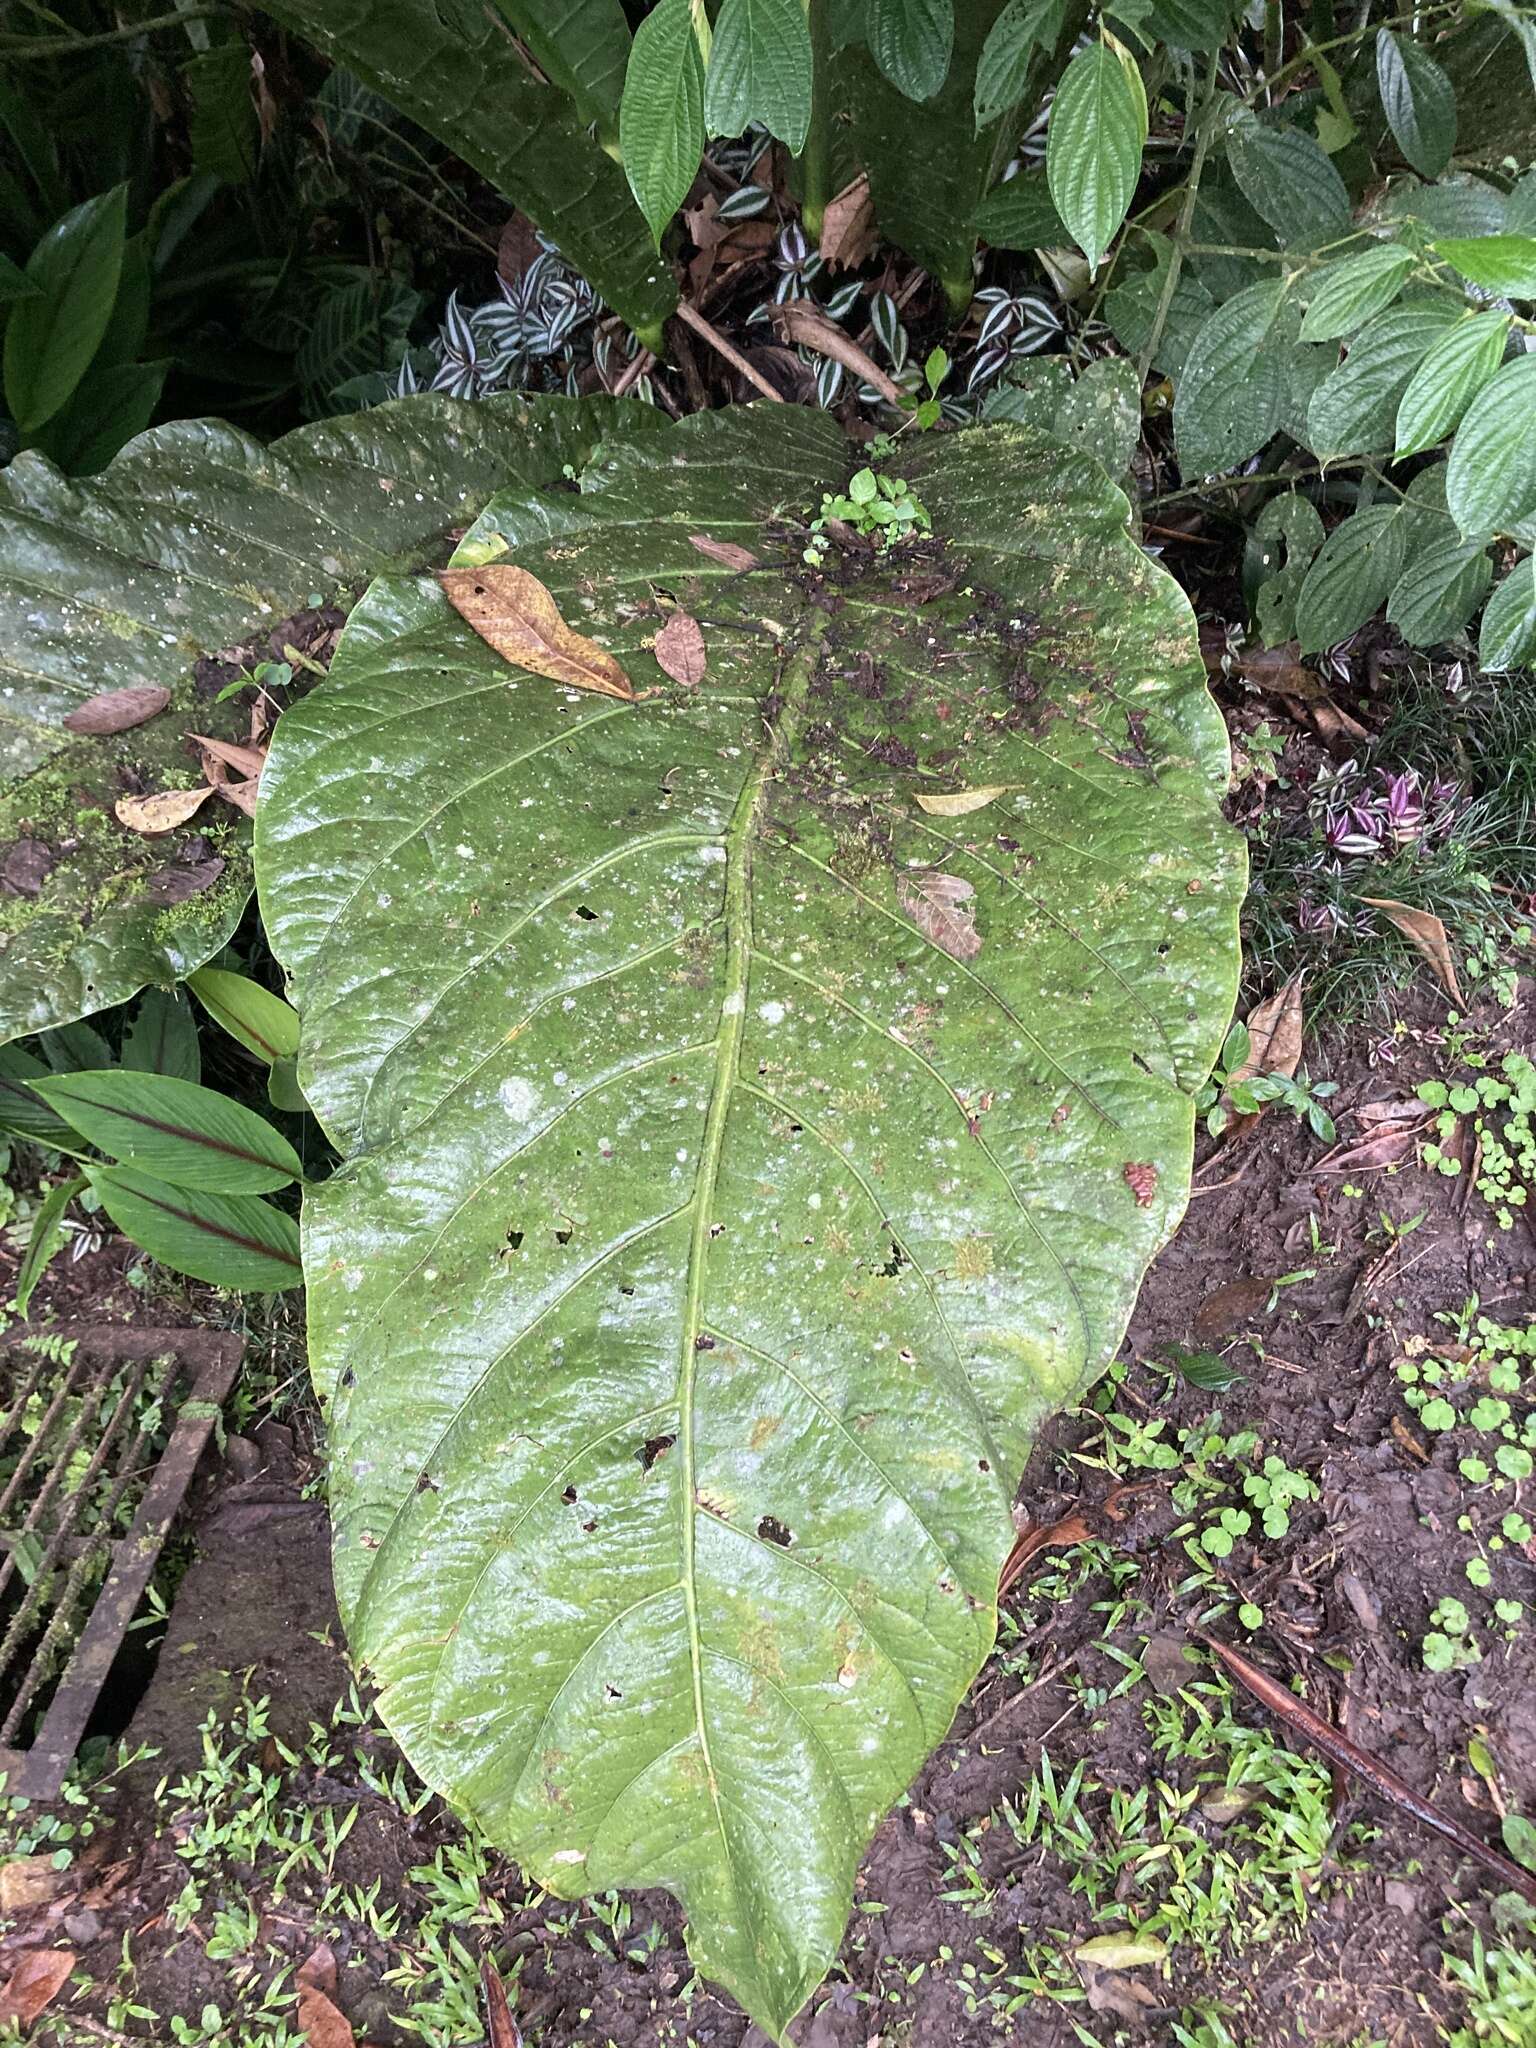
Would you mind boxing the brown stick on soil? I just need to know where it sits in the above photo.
[674,300,785,402]
[1196,1630,1536,1906]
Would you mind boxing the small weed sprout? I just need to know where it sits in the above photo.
[803,467,932,566]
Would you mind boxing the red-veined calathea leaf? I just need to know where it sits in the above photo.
[255,406,1242,2041]
[0,393,664,1047]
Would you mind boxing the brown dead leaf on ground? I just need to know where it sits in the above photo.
[63,685,171,735]
[654,611,707,686]
[296,1977,355,2048]
[190,733,266,779]
[0,1947,75,2026]
[688,534,759,571]
[1192,1274,1273,1342]
[898,871,981,961]
[768,301,902,404]
[298,1945,338,1996]
[481,1956,524,2048]
[438,567,633,700]
[819,173,877,269]
[114,787,213,836]
[1229,975,1304,1092]
[0,1858,67,1912]
[1361,897,1463,1002]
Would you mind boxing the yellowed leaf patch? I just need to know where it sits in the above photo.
[438,566,634,700]
[915,786,1011,817]
[115,787,213,836]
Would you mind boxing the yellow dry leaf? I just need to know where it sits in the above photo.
[915,787,1011,817]
[115,787,213,836]
[438,567,633,699]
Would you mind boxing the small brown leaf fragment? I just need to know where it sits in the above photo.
[0,1947,76,2026]
[915,786,1010,817]
[190,733,267,780]
[818,172,878,270]
[438,566,634,700]
[143,857,225,905]
[298,1945,339,1997]
[1123,1161,1158,1207]
[2,840,54,898]
[296,1974,356,2048]
[1192,1273,1271,1341]
[63,685,171,735]
[688,533,759,571]
[897,870,981,961]
[654,610,707,686]
[1360,897,1464,1003]
[115,786,213,836]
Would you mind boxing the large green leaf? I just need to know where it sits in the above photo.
[256,406,1242,2039]
[3,187,128,434]
[257,0,675,347]
[867,0,955,100]
[1305,301,1463,458]
[619,0,705,247]
[704,0,813,151]
[1175,278,1289,479]
[1394,311,1510,458]
[1223,107,1350,246]
[1376,28,1457,179]
[1446,354,1536,538]
[0,394,663,1047]
[1047,38,1147,270]
[495,0,631,132]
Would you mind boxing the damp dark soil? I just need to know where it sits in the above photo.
[2,983,1532,2048]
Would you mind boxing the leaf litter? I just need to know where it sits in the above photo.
[654,610,707,686]
[896,869,981,960]
[438,566,634,699]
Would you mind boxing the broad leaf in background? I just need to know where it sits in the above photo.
[0,1046,78,1146]
[975,167,1067,249]
[1432,234,1536,296]
[1395,311,1510,456]
[705,0,813,152]
[1446,354,1536,537]
[496,0,632,133]
[188,966,301,1065]
[973,0,1066,129]
[34,1070,303,1194]
[183,42,260,186]
[15,1174,86,1318]
[1297,245,1416,343]
[1175,278,1288,478]
[1387,537,1492,644]
[0,393,662,1046]
[1223,107,1350,245]
[620,0,706,245]
[259,0,675,346]
[3,187,127,434]
[85,1162,302,1290]
[1047,38,1147,269]
[122,988,202,1084]
[1295,505,1407,654]
[257,404,1242,2041]
[1376,28,1457,179]
[1306,301,1462,458]
[1480,554,1536,669]
[868,0,955,100]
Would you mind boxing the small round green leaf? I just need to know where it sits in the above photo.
[1297,246,1416,344]
[619,0,705,245]
[1394,311,1510,457]
[86,1163,302,1291]
[868,0,955,101]
[1376,29,1457,179]
[1046,39,1147,271]
[34,1069,302,1193]
[1446,354,1536,538]
[703,0,812,152]
[3,186,128,433]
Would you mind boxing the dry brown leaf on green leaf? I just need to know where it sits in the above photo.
[1361,897,1463,1002]
[914,785,1011,817]
[688,533,759,571]
[654,610,707,686]
[819,173,878,270]
[0,1947,75,2027]
[63,685,170,735]
[114,787,214,836]
[438,566,634,700]
[897,870,981,960]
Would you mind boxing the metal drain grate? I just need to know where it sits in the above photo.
[0,1326,239,1801]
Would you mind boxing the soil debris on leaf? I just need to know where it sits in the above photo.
[438,566,634,699]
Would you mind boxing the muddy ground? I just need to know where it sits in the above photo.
[2,970,1531,2047]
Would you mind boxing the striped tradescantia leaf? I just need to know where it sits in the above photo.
[256,405,1242,2039]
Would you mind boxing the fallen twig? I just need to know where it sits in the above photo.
[675,300,784,402]
[1196,1631,1536,1906]
[481,1956,523,2048]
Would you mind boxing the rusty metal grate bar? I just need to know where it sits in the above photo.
[0,1327,239,1802]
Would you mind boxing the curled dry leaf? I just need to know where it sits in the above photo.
[767,301,902,405]
[915,786,1010,817]
[654,610,707,686]
[897,870,981,961]
[1228,974,1304,1093]
[438,567,633,700]
[819,172,878,270]
[0,1947,76,2026]
[62,684,171,735]
[1361,897,1464,1003]
[688,533,759,571]
[190,733,267,780]
[114,786,213,837]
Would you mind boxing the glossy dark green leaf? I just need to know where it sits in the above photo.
[35,1069,302,1193]
[1104,232,1216,379]
[1223,108,1351,245]
[86,1161,302,1290]
[1480,554,1536,670]
[15,1173,85,1317]
[704,0,812,151]
[1376,29,1457,179]
[123,988,202,1084]
[1432,234,1536,297]
[31,359,169,477]
[0,393,663,1048]
[1446,355,1536,537]
[973,0,1064,128]
[256,405,1242,2041]
[3,187,128,434]
[1297,245,1415,343]
[497,0,631,130]
[1295,505,1408,654]
[868,0,955,101]
[975,167,1066,248]
[259,0,675,346]
[1394,311,1510,457]
[1306,302,1462,458]
[619,0,705,245]
[1135,0,1239,50]
[0,252,39,305]
[184,42,259,185]
[1047,39,1147,269]
[1175,279,1288,479]
[188,968,301,1065]
[1387,539,1492,645]
[0,1044,76,1146]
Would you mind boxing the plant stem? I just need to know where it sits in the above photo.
[0,7,220,55]
[800,0,832,243]
[1138,52,1221,387]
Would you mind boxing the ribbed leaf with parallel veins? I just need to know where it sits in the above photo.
[0,394,660,1045]
[256,407,1242,2040]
